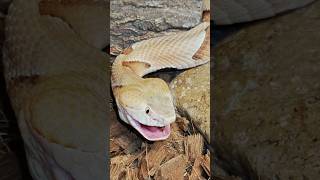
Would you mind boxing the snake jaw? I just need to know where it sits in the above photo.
[119,106,171,141]
[129,117,171,141]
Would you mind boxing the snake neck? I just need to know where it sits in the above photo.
[111,58,143,90]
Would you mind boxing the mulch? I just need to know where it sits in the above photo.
[109,108,211,180]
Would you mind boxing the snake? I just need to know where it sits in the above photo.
[1,0,315,179]
[111,22,210,141]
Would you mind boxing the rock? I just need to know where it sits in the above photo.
[110,0,203,55]
[213,0,315,25]
[214,1,320,179]
[170,63,210,141]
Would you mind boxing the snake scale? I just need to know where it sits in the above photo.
[1,0,315,179]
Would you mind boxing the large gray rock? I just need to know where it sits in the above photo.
[170,63,210,141]
[214,1,320,179]
[110,0,203,54]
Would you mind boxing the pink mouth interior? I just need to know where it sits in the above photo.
[130,118,171,141]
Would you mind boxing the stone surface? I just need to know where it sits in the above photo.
[214,1,320,179]
[110,0,203,55]
[170,63,210,141]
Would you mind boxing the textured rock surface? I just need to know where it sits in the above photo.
[110,0,203,55]
[170,63,210,141]
[214,1,320,179]
[213,0,315,25]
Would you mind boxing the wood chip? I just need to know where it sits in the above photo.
[200,153,210,176]
[126,168,139,180]
[110,114,128,138]
[113,136,141,154]
[167,122,185,148]
[189,157,204,180]
[109,115,210,179]
[110,163,125,180]
[184,134,204,161]
[155,155,187,180]
[176,117,190,132]
[138,159,149,180]
[139,142,172,179]
[111,154,136,167]
[114,137,131,150]
[147,142,170,175]
[110,139,121,154]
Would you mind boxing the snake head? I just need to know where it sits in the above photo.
[115,78,176,141]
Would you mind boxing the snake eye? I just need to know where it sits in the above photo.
[145,107,150,114]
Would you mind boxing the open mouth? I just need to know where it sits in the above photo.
[128,116,171,141]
